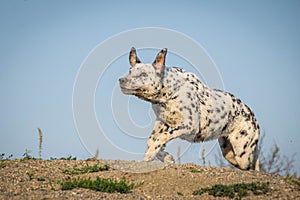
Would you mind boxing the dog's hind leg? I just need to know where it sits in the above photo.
[219,129,260,171]
[218,136,239,167]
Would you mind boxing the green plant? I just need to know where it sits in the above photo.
[50,156,77,160]
[177,191,183,196]
[62,164,110,175]
[201,148,206,166]
[0,153,13,160]
[23,149,35,160]
[37,177,46,182]
[38,128,43,159]
[286,176,300,188]
[94,149,99,159]
[0,153,13,169]
[27,172,34,181]
[193,182,270,199]
[0,162,5,169]
[59,176,143,193]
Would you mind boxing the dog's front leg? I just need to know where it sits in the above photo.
[144,123,184,163]
[143,120,168,162]
[144,130,179,162]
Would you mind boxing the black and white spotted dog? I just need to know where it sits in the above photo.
[119,47,260,170]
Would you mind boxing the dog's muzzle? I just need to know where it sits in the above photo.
[119,77,133,94]
[119,77,127,85]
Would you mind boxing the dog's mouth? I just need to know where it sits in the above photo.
[120,87,149,94]
[120,85,154,96]
[120,87,136,94]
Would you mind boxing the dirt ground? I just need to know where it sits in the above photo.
[0,159,299,199]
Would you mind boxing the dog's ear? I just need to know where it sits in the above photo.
[129,47,141,67]
[153,48,167,73]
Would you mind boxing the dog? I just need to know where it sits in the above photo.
[119,47,260,170]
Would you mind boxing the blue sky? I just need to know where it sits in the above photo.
[1,1,299,173]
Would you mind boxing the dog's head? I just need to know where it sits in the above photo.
[119,47,167,101]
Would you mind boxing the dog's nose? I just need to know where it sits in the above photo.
[119,78,126,84]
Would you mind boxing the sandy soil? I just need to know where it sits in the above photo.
[0,159,299,199]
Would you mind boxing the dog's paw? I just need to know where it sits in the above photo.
[144,152,156,162]
[164,154,175,165]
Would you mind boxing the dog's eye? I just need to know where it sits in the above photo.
[140,72,148,77]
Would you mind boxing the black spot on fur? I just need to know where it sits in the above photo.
[185,107,192,115]
[252,121,258,130]
[241,109,245,116]
[200,99,206,105]
[240,130,248,136]
[240,151,246,157]
[243,142,248,149]
[250,139,258,148]
[222,123,228,132]
[245,114,250,121]
[220,112,227,119]
[169,125,186,134]
[186,92,191,98]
